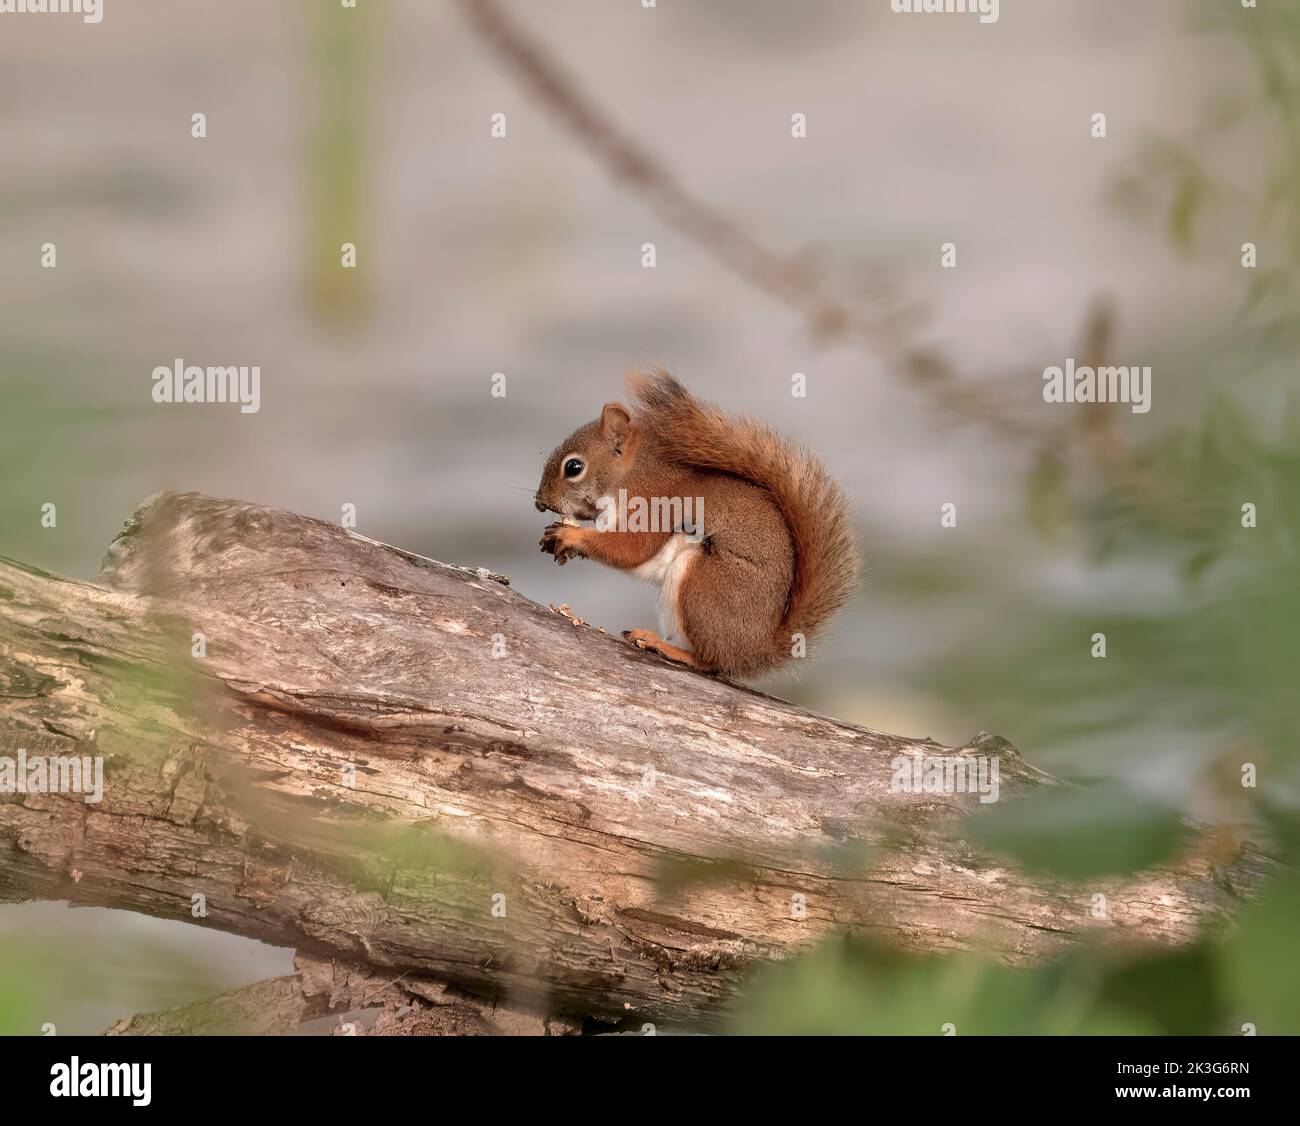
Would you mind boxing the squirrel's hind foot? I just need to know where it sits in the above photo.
[621,629,701,670]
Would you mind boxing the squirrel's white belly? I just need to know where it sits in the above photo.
[632,533,700,647]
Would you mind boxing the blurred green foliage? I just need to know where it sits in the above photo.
[0,914,230,1037]
[732,938,1204,1036]
[967,786,1191,881]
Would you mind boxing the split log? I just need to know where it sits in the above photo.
[0,492,1271,1028]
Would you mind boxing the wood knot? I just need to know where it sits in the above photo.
[299,893,385,950]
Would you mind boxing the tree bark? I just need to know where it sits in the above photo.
[0,492,1271,1029]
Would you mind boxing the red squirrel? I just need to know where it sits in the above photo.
[535,370,859,677]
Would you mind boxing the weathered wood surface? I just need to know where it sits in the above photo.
[0,492,1271,1028]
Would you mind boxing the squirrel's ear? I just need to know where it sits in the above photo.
[600,403,632,449]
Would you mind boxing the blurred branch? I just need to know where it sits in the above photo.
[305,0,374,323]
[106,953,579,1036]
[455,0,1160,500]
[0,493,1272,1028]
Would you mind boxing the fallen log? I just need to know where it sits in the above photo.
[0,492,1270,1029]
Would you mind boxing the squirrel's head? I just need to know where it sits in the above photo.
[535,402,636,519]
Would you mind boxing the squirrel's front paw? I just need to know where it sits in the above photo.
[539,522,585,565]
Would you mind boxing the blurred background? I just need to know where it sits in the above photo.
[1,0,1297,1034]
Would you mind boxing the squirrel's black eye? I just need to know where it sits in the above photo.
[563,458,585,479]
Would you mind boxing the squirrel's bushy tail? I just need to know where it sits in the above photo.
[629,369,860,660]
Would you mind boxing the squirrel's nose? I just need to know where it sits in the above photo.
[534,498,546,512]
